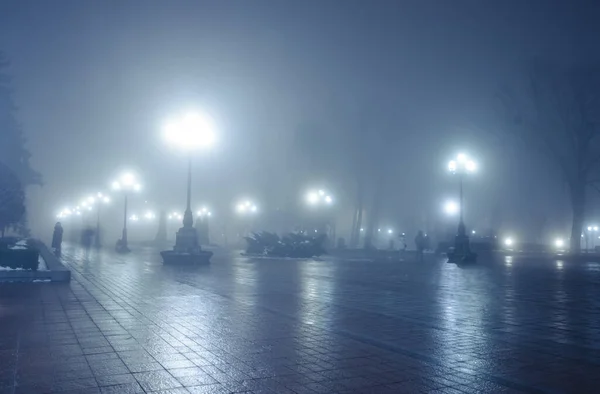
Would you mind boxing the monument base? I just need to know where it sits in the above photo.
[447,234,477,264]
[160,226,213,264]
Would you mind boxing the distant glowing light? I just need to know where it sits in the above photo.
[237,200,258,215]
[306,189,334,206]
[112,172,141,192]
[360,228,364,232]
[197,207,212,217]
[472,230,476,234]
[504,237,513,247]
[388,229,393,234]
[554,238,564,248]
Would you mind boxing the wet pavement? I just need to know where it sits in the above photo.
[1,246,600,393]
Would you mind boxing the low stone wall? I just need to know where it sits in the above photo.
[0,239,70,282]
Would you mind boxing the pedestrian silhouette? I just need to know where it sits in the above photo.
[51,222,63,254]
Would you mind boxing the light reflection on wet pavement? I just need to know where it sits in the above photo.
[1,245,600,393]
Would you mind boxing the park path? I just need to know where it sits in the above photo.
[1,245,600,393]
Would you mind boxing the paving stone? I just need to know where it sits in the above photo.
[1,246,600,394]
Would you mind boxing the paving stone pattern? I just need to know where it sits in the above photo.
[1,246,600,393]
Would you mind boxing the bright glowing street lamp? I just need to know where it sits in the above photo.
[447,152,477,263]
[162,111,215,258]
[443,200,459,216]
[111,172,142,253]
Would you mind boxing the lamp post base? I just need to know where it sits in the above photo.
[115,239,130,254]
[173,226,201,254]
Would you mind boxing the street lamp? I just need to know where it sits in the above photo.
[236,200,258,215]
[443,200,459,216]
[91,192,111,247]
[305,189,336,245]
[447,152,477,263]
[162,111,215,257]
[586,225,598,252]
[111,172,142,253]
[197,207,212,217]
[306,189,334,206]
[196,206,212,246]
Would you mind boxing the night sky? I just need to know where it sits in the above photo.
[1,0,599,241]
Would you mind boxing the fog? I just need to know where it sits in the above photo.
[1,0,599,246]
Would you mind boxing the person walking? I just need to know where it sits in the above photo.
[51,222,64,254]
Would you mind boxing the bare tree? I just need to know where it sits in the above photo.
[498,59,600,252]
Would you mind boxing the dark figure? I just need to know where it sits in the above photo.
[81,227,94,250]
[415,230,426,261]
[51,222,63,253]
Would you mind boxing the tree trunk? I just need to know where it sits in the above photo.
[569,181,585,253]
[365,171,385,249]
[350,209,358,247]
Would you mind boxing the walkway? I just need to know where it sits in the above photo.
[1,246,600,393]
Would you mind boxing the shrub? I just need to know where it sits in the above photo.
[0,246,39,270]
[244,231,326,258]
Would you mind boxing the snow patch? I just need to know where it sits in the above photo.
[0,266,24,271]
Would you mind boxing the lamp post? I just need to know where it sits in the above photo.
[305,189,335,246]
[236,200,258,239]
[196,207,212,246]
[162,111,215,256]
[112,172,142,253]
[447,153,477,263]
[85,193,111,247]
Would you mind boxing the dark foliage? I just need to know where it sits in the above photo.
[0,242,39,270]
[0,53,41,187]
[244,231,327,258]
[0,161,25,235]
